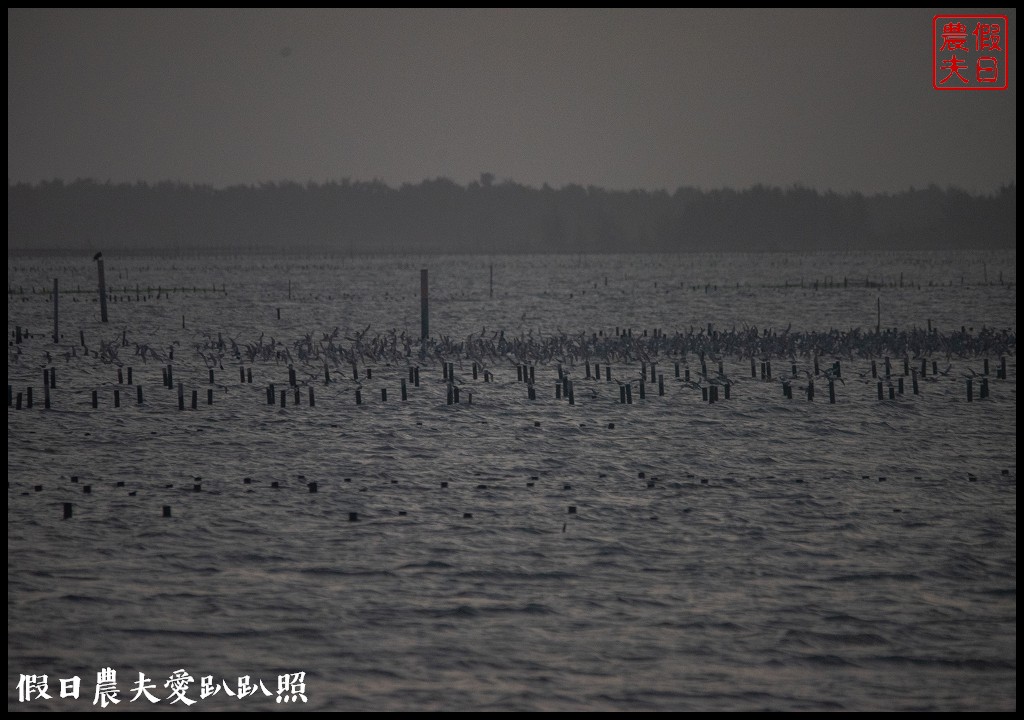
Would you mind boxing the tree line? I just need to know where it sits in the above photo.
[7,177,1015,254]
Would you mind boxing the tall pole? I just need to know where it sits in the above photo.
[490,263,493,298]
[52,278,59,343]
[97,256,108,323]
[420,269,429,340]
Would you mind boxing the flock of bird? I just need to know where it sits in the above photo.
[7,320,1013,406]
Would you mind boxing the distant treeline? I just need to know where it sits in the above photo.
[7,178,1015,254]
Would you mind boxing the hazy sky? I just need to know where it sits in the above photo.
[7,8,1016,193]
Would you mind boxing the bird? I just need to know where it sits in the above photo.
[93,252,102,261]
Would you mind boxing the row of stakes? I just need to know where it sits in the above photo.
[7,353,1008,411]
[30,466,1012,522]
[40,473,612,522]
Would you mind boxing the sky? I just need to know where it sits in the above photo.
[7,8,1017,194]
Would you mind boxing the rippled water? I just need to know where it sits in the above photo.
[7,252,1016,711]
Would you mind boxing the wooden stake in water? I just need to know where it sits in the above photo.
[52,278,59,342]
[490,264,493,298]
[96,256,108,322]
[420,269,429,340]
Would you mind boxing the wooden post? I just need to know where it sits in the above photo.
[114,389,120,407]
[97,257,108,322]
[52,278,59,342]
[137,385,143,404]
[420,269,429,340]
[401,379,407,401]
[489,263,493,298]
[308,387,315,406]
[192,390,198,409]
[208,389,214,405]
[828,380,835,404]
[658,374,665,396]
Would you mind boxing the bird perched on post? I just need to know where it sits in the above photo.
[93,252,102,261]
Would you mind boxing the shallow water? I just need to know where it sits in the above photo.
[7,252,1016,710]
